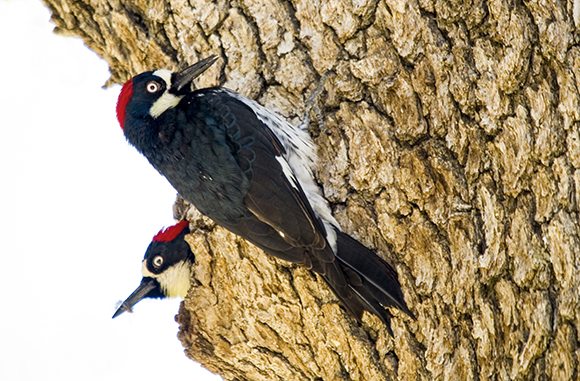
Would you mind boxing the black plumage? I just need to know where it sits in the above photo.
[117,58,413,332]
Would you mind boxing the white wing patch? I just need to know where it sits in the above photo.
[223,89,341,252]
[275,155,298,188]
[150,69,183,118]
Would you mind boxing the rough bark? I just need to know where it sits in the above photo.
[44,0,580,379]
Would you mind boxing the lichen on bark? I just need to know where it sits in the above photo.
[44,0,579,380]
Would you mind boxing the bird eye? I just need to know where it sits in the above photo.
[146,81,161,93]
[152,255,164,268]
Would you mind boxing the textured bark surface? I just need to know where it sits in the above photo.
[44,0,580,379]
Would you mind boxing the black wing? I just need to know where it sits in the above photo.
[194,89,334,265]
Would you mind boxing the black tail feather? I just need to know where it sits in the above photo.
[348,280,394,336]
[321,263,397,335]
[335,231,413,318]
[319,230,413,334]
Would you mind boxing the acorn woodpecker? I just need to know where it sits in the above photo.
[116,56,413,332]
[113,220,193,318]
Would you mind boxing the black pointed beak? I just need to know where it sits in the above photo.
[112,278,158,318]
[171,55,218,93]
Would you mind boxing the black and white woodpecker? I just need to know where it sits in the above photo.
[113,220,193,318]
[115,56,413,332]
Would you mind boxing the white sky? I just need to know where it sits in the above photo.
[0,1,220,380]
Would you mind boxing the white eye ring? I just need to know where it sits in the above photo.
[146,81,161,93]
[152,255,164,268]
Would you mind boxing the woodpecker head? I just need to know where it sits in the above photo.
[112,220,194,318]
[116,55,218,130]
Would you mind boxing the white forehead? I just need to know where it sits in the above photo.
[149,69,182,118]
[141,260,154,277]
[152,69,173,87]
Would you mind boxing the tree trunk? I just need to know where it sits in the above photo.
[43,0,580,379]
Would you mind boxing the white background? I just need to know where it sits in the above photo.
[0,1,219,380]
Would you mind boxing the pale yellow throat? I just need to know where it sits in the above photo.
[142,260,192,298]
